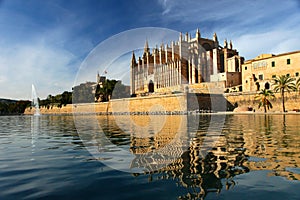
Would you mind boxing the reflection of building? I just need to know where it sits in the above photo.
[130,29,244,96]
[95,114,300,199]
[239,115,300,181]
[129,115,186,155]
[125,115,249,199]
[242,51,300,92]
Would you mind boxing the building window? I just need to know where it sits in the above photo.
[296,72,299,77]
[245,66,247,70]
[286,73,290,77]
[272,75,276,79]
[265,82,270,89]
[271,61,275,67]
[246,80,248,83]
[259,74,264,80]
[287,59,291,65]
[256,82,260,91]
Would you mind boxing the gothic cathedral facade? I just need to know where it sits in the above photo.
[130,29,244,96]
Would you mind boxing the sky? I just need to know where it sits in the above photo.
[0,0,300,100]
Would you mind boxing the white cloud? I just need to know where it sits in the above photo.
[158,0,297,25]
[1,0,299,101]
[0,2,89,100]
[232,12,300,60]
[157,0,300,60]
[0,41,78,100]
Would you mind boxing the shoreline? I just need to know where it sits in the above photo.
[23,91,300,116]
[23,110,300,116]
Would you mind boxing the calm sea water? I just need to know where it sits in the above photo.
[0,114,299,200]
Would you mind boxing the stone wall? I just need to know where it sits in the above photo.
[24,93,187,115]
[24,104,74,115]
[24,91,300,115]
[225,91,300,112]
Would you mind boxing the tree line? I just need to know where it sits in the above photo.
[0,99,31,115]
[40,79,130,107]
[256,75,300,113]
[39,91,72,109]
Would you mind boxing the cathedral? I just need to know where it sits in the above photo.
[130,29,244,96]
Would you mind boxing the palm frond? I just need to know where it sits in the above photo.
[256,89,274,112]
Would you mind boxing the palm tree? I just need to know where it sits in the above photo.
[273,75,296,112]
[296,77,300,93]
[255,89,275,113]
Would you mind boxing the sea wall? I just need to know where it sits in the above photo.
[24,91,300,115]
[24,93,187,115]
[225,91,300,112]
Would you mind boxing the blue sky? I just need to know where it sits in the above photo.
[0,0,300,99]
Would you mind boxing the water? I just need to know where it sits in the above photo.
[0,114,299,199]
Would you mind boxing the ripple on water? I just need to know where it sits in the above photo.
[0,114,299,199]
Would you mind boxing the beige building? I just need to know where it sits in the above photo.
[130,29,244,96]
[242,50,300,92]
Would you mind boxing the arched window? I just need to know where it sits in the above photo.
[256,82,260,91]
[265,82,270,89]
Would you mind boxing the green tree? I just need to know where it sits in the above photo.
[61,91,72,106]
[95,79,118,102]
[0,100,30,115]
[255,89,275,113]
[272,75,296,112]
[296,77,300,93]
[95,84,101,101]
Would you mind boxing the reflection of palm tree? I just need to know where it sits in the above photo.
[255,89,275,113]
[263,115,272,134]
[282,114,286,134]
[273,75,296,112]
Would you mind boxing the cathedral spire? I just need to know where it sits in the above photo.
[213,32,218,42]
[160,42,164,50]
[131,51,136,61]
[179,32,182,41]
[213,32,219,48]
[196,28,201,39]
[131,51,136,66]
[229,40,233,49]
[185,32,189,41]
[224,39,228,48]
[144,39,150,53]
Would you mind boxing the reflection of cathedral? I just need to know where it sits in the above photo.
[130,29,244,96]
[127,115,249,199]
[95,114,300,199]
